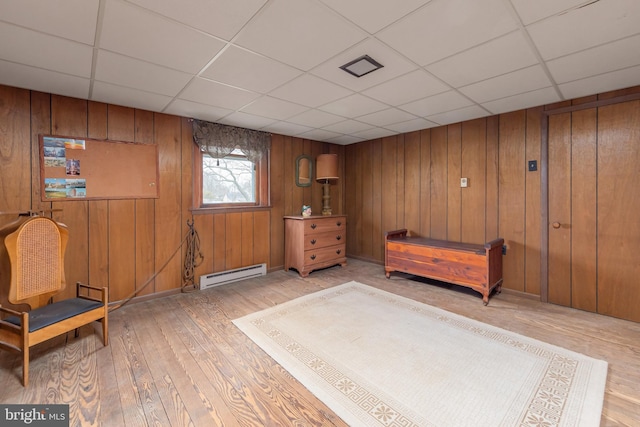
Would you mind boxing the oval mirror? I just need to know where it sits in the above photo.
[295,155,313,187]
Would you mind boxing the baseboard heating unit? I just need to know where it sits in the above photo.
[199,263,267,290]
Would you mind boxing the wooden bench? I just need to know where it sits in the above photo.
[0,215,108,386]
[384,229,504,305]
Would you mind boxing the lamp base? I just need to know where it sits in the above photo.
[321,181,332,216]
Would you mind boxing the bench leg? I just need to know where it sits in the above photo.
[102,316,109,346]
[22,345,29,387]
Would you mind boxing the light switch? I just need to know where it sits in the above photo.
[460,177,468,188]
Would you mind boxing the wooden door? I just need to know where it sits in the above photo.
[547,100,640,322]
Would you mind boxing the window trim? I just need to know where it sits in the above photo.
[193,143,269,211]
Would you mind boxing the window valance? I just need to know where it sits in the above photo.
[191,119,270,163]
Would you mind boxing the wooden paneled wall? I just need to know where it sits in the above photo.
[345,111,543,295]
[2,82,639,304]
[0,85,342,307]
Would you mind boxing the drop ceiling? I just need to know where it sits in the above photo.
[1,0,639,145]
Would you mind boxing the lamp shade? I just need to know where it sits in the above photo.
[316,154,339,181]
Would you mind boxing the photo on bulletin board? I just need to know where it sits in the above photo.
[40,135,159,201]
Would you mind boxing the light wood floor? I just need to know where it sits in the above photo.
[1,258,639,426]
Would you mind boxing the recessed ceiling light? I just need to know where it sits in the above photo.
[339,55,384,78]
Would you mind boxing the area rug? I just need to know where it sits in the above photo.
[233,281,607,426]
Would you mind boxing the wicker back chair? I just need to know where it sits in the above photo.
[4,217,69,308]
[0,215,108,386]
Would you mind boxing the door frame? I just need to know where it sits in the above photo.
[540,91,640,303]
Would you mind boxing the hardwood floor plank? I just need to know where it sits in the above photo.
[131,299,236,426]
[1,258,639,426]
[94,324,126,427]
[151,296,265,427]
[180,290,346,426]
[107,314,151,427]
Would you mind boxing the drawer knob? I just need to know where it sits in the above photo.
[336,221,342,226]
[310,239,317,245]
[311,223,317,229]
[310,254,316,260]
[336,235,341,241]
[336,249,341,255]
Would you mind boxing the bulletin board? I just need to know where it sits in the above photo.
[39,135,159,201]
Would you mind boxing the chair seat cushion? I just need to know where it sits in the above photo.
[5,298,103,332]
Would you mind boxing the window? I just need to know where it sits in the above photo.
[194,146,269,209]
[191,119,270,210]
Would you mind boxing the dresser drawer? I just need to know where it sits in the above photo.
[304,218,345,234]
[304,244,346,266]
[304,230,345,250]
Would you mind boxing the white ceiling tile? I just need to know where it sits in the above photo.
[325,135,366,145]
[234,0,366,71]
[269,74,353,108]
[180,77,260,110]
[0,0,99,44]
[363,69,450,105]
[0,23,93,77]
[527,0,640,60]
[287,109,345,128]
[240,96,309,120]
[100,0,226,73]
[459,66,552,104]
[163,99,233,122]
[127,0,267,40]
[201,46,302,93]
[262,121,314,136]
[310,38,419,92]
[322,120,374,134]
[511,0,588,25]
[353,127,396,140]
[0,60,90,99]
[426,31,538,87]
[400,91,473,117]
[320,0,432,34]
[356,108,417,126]
[95,50,192,97]
[92,81,173,111]
[558,65,640,100]
[219,111,277,129]
[377,0,518,66]
[427,105,490,125]
[298,128,341,141]
[385,118,438,133]
[481,87,560,114]
[319,94,387,118]
[546,34,640,84]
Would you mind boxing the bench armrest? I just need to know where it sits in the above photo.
[0,305,22,317]
[385,229,408,239]
[484,238,505,251]
[76,282,108,304]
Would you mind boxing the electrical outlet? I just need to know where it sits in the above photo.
[460,177,468,188]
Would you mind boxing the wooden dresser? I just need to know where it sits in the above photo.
[284,215,347,277]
